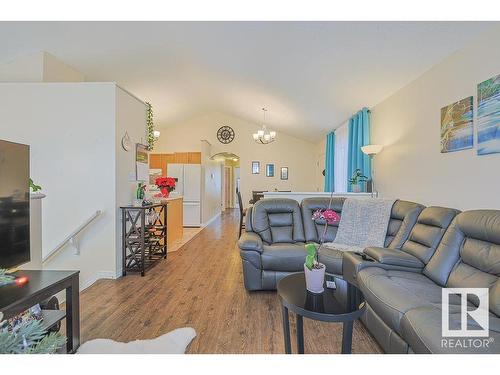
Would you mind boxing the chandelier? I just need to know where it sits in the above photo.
[252,108,276,144]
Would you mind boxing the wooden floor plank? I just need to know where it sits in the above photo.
[79,209,382,354]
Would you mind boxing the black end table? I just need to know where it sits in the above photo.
[277,273,365,354]
[0,270,80,353]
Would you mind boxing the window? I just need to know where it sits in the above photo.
[334,122,348,192]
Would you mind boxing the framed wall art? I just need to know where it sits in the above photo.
[252,161,260,174]
[280,167,288,180]
[266,164,274,177]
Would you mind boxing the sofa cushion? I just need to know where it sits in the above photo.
[401,206,459,264]
[252,198,305,243]
[357,268,452,334]
[261,243,307,272]
[385,200,425,249]
[301,197,345,243]
[318,247,344,275]
[400,305,500,354]
[424,210,500,316]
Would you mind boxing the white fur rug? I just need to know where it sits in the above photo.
[77,327,196,354]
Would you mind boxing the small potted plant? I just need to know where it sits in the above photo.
[304,244,326,293]
[155,177,176,198]
[304,208,341,293]
[348,169,367,193]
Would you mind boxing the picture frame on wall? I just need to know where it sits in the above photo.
[477,73,500,155]
[280,167,288,180]
[252,161,260,174]
[266,164,274,177]
[135,143,149,182]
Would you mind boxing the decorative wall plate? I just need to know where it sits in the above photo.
[121,131,132,151]
[217,126,235,144]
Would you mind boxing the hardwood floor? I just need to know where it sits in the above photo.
[79,209,382,354]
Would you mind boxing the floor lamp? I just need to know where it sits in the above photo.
[361,144,383,198]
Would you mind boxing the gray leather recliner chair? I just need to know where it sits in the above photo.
[355,210,500,353]
[239,198,307,290]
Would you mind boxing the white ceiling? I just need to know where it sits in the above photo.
[0,22,495,142]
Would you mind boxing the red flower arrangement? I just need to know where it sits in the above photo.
[312,208,340,225]
[155,177,176,198]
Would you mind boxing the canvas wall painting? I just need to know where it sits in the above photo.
[477,74,500,155]
[266,164,274,177]
[440,97,473,153]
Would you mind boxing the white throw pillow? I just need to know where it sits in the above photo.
[77,327,196,354]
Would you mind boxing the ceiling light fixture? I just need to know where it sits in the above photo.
[253,108,276,144]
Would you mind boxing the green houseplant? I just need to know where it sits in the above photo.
[29,178,42,193]
[304,243,325,293]
[348,169,367,193]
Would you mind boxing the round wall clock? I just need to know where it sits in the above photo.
[217,126,235,144]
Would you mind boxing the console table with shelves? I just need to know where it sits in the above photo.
[121,203,167,276]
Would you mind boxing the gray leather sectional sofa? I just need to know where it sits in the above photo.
[237,197,500,354]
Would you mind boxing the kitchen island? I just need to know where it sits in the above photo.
[263,191,372,203]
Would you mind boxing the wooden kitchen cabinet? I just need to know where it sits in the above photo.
[149,152,201,177]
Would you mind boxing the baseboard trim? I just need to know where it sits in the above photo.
[81,271,116,291]
[55,271,116,304]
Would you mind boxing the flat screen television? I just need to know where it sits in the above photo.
[0,139,30,269]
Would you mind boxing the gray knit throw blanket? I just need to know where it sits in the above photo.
[323,198,396,252]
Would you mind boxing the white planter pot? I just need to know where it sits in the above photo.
[352,184,361,193]
[304,263,326,294]
[132,199,143,207]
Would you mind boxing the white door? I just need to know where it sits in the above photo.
[183,164,201,202]
[167,164,184,195]
[183,201,201,226]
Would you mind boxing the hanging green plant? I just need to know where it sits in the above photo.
[29,178,42,193]
[146,102,156,151]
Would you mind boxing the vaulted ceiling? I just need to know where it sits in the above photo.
[0,21,494,142]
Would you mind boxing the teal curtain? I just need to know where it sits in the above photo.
[324,131,335,192]
[347,108,371,192]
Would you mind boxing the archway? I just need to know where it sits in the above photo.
[210,152,240,211]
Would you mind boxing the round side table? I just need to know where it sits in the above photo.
[277,273,365,354]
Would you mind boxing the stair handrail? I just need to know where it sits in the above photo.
[42,210,103,263]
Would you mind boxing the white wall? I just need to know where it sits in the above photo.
[0,83,117,287]
[154,112,317,206]
[0,52,44,82]
[42,52,85,82]
[200,140,222,225]
[0,52,85,83]
[371,25,500,210]
[115,86,147,276]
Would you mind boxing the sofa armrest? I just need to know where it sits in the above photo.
[238,232,263,253]
[364,247,424,269]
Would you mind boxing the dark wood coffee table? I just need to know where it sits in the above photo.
[277,273,365,354]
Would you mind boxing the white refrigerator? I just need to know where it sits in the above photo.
[167,164,202,227]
